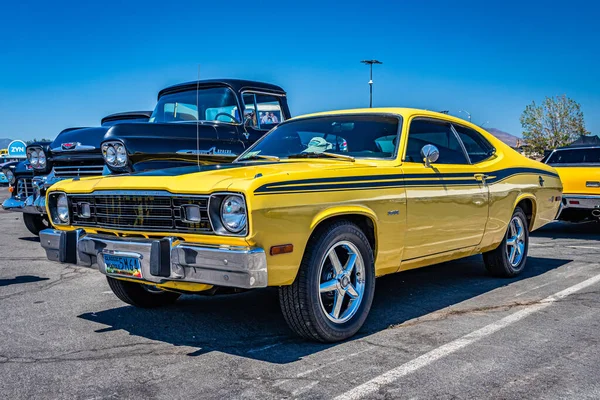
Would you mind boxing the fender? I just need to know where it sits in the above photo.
[309,205,380,257]
[512,193,537,230]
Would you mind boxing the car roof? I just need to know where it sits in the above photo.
[290,108,479,126]
[158,79,286,99]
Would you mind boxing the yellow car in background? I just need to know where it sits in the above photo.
[546,144,600,222]
[38,108,562,342]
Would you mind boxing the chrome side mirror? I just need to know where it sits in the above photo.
[421,144,439,167]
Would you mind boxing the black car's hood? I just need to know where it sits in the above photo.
[50,126,110,150]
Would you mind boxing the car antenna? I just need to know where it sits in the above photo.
[196,64,200,167]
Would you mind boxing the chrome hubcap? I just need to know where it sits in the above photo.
[506,216,526,268]
[318,241,365,324]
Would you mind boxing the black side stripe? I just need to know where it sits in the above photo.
[254,167,559,195]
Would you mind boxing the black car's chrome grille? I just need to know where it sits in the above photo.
[15,178,33,200]
[69,192,213,233]
[53,164,105,178]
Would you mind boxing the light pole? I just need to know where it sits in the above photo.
[459,110,472,123]
[361,59,382,108]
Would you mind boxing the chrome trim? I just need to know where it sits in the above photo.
[67,191,212,234]
[39,229,267,289]
[51,144,96,153]
[207,192,248,237]
[176,148,237,156]
[561,195,600,210]
[2,197,25,212]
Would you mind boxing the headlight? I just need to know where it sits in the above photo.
[4,169,14,184]
[102,141,128,168]
[38,150,47,168]
[49,192,70,225]
[220,195,247,233]
[29,150,39,167]
[27,147,47,170]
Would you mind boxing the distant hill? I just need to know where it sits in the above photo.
[486,128,520,147]
[0,138,12,149]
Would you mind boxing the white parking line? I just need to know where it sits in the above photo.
[335,273,600,400]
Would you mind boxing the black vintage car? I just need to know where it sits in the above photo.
[27,79,290,176]
[100,79,291,173]
[4,112,151,235]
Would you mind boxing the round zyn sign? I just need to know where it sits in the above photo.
[7,140,27,158]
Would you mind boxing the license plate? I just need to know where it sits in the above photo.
[103,254,142,278]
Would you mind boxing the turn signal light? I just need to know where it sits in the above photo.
[8,186,14,193]
[270,244,293,256]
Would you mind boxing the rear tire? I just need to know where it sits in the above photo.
[483,207,529,277]
[106,277,181,308]
[23,214,49,236]
[279,220,375,342]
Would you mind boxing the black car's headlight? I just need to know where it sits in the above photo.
[102,141,128,168]
[27,147,47,170]
[208,193,248,236]
[48,192,70,225]
[3,169,15,185]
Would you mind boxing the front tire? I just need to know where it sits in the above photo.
[483,207,529,277]
[279,220,375,342]
[106,277,181,308]
[23,214,49,236]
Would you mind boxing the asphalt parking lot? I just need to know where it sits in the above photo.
[0,186,599,399]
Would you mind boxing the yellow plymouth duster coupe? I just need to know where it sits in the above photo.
[545,143,600,222]
[39,108,562,342]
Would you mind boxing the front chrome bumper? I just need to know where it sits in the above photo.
[1,194,46,214]
[39,229,268,289]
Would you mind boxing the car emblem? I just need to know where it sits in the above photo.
[61,142,79,150]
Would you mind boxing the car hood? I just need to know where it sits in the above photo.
[48,161,372,195]
[553,165,600,195]
[51,126,110,150]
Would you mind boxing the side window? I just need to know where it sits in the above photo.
[243,93,285,130]
[406,119,468,164]
[453,125,495,163]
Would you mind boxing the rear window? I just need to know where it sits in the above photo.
[546,148,600,165]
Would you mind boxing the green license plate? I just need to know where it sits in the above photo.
[103,254,142,279]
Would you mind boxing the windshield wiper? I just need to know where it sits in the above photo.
[287,152,355,162]
[238,154,281,162]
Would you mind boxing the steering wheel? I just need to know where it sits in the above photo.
[214,113,240,123]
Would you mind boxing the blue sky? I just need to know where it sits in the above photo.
[1,0,598,140]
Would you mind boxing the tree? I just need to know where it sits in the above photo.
[520,95,589,155]
[26,138,52,145]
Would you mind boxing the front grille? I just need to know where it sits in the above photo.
[69,192,213,233]
[15,178,33,200]
[53,164,105,178]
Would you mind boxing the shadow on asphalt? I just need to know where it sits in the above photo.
[0,275,49,287]
[18,236,40,243]
[78,254,570,363]
[532,221,600,240]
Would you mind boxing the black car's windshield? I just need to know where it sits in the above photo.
[237,115,400,161]
[546,148,600,165]
[150,87,240,124]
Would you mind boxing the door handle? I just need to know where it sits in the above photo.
[474,173,489,183]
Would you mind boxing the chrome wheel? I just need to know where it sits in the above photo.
[506,215,526,268]
[318,241,365,324]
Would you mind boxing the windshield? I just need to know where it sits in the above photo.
[546,148,600,165]
[150,87,240,124]
[237,115,400,161]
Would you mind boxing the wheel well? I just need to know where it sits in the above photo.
[516,198,534,229]
[310,214,376,253]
